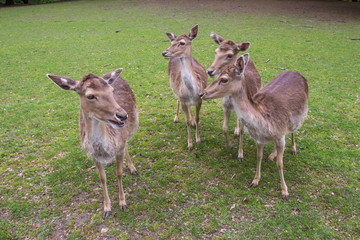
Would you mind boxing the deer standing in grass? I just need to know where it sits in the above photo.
[47,68,138,219]
[200,54,308,200]
[162,25,208,150]
[207,33,262,161]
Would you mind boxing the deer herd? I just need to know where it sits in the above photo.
[47,25,308,218]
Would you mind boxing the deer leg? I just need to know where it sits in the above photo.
[95,162,111,219]
[174,99,180,123]
[249,143,264,188]
[195,101,202,145]
[237,124,244,161]
[125,144,137,175]
[291,133,296,155]
[234,116,241,138]
[265,146,277,162]
[116,149,127,211]
[222,108,231,148]
[276,137,289,201]
[189,106,196,129]
[181,103,193,150]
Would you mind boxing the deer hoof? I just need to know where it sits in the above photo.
[238,157,244,162]
[282,194,290,201]
[234,133,240,138]
[103,211,112,219]
[265,158,273,163]
[188,146,193,151]
[249,182,258,189]
[131,170,139,175]
[291,151,297,155]
[119,205,127,212]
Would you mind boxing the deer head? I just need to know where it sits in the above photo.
[47,69,128,129]
[207,33,250,78]
[201,53,250,100]
[162,24,199,59]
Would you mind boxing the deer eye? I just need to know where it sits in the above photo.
[227,54,233,58]
[86,94,96,100]
[220,78,228,84]
[180,41,185,46]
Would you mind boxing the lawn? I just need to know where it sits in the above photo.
[0,0,359,239]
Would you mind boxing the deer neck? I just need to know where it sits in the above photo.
[82,112,108,142]
[230,75,263,133]
[179,56,197,94]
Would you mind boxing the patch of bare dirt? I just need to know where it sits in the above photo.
[146,0,360,23]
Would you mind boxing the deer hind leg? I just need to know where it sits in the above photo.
[95,162,112,219]
[291,133,296,155]
[195,101,202,145]
[234,116,241,138]
[249,143,264,188]
[125,144,137,175]
[222,108,231,148]
[265,146,277,162]
[181,103,193,150]
[276,137,289,201]
[116,149,127,211]
[237,124,244,161]
[189,106,196,129]
[174,99,180,123]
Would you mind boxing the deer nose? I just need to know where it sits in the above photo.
[162,51,167,57]
[116,112,128,121]
[207,70,214,76]
[199,93,205,99]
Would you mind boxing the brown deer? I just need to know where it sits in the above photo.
[200,54,308,200]
[162,25,208,150]
[207,33,262,161]
[47,68,138,219]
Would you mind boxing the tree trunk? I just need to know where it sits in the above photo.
[5,0,15,5]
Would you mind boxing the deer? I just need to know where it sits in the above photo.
[162,24,208,150]
[47,68,139,219]
[200,53,308,200]
[207,33,262,161]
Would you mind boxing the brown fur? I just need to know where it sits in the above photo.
[47,69,138,219]
[201,54,308,200]
[162,25,208,150]
[207,33,261,160]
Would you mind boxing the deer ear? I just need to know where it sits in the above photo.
[47,74,79,92]
[237,42,251,52]
[235,54,250,75]
[166,32,176,41]
[189,24,199,41]
[102,68,123,84]
[210,32,224,45]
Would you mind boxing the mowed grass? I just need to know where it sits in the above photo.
[0,0,359,239]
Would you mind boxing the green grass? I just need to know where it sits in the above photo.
[1,0,359,239]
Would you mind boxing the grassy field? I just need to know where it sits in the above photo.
[1,0,359,239]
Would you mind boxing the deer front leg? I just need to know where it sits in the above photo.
[95,162,111,219]
[291,133,296,155]
[234,116,241,138]
[237,124,244,161]
[222,107,231,148]
[174,99,180,123]
[125,144,138,175]
[195,101,202,145]
[276,137,289,201]
[249,143,264,188]
[265,146,277,162]
[116,150,126,211]
[181,103,193,150]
